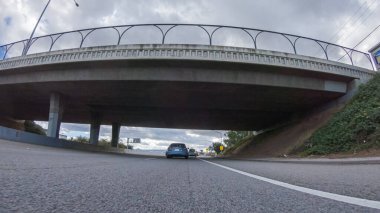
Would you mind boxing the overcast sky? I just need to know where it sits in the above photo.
[1,0,380,150]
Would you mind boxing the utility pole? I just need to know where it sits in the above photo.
[22,0,79,56]
[214,131,224,145]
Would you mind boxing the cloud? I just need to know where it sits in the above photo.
[1,0,379,53]
[35,121,224,150]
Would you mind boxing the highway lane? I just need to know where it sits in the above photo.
[207,158,380,201]
[0,139,379,212]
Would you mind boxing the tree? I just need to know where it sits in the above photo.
[212,142,223,154]
[223,131,251,147]
[72,136,89,143]
[98,138,112,147]
[98,138,133,149]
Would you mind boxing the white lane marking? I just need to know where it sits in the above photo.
[200,159,380,210]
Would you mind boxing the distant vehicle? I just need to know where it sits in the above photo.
[166,143,189,159]
[188,148,198,157]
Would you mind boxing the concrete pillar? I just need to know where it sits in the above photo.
[89,112,101,145]
[47,93,64,138]
[111,122,121,147]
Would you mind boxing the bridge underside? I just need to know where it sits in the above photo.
[0,43,373,148]
[0,80,343,130]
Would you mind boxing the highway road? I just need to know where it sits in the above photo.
[1,139,380,212]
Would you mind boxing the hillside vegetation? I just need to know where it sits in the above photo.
[24,120,46,135]
[300,74,380,155]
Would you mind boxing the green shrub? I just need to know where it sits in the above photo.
[70,136,89,144]
[302,74,380,155]
[24,120,46,135]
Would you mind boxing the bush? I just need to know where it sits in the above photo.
[118,143,133,149]
[71,136,89,144]
[24,120,46,135]
[98,138,133,149]
[302,74,380,155]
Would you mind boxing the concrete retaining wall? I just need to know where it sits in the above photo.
[0,125,124,153]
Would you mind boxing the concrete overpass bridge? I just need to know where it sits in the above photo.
[0,24,376,146]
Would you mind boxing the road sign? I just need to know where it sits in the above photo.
[375,50,380,65]
[369,43,380,70]
[132,138,141,143]
[220,145,224,151]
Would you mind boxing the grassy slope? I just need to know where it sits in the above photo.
[300,74,380,155]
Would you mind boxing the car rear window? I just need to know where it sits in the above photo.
[169,144,186,148]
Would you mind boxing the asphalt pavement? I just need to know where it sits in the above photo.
[1,139,380,213]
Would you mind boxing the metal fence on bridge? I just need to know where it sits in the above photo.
[0,23,375,70]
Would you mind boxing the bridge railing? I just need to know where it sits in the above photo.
[0,23,375,70]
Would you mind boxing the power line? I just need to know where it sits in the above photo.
[352,24,380,50]
[312,0,376,57]
[327,0,369,43]
[338,24,380,61]
[337,3,378,45]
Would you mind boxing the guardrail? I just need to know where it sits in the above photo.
[0,23,375,70]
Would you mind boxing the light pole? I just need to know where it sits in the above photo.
[22,0,79,56]
[214,131,224,145]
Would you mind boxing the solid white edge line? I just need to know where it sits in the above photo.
[200,159,380,210]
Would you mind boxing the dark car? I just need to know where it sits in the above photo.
[166,143,189,159]
[188,148,198,157]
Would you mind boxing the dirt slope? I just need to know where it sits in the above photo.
[228,92,352,158]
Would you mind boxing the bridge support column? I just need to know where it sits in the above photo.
[89,112,101,145]
[111,122,121,147]
[47,93,64,138]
